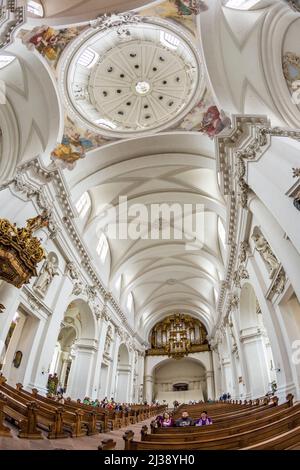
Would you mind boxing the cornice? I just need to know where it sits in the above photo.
[213,115,300,338]
[0,157,144,343]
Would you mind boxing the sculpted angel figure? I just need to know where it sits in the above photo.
[251,231,279,279]
[34,255,59,295]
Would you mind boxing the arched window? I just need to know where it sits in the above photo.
[78,48,99,69]
[27,1,44,16]
[96,233,109,263]
[75,192,91,218]
[160,31,179,50]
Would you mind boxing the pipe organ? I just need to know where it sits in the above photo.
[147,314,209,359]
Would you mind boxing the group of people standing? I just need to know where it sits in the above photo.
[220,392,231,401]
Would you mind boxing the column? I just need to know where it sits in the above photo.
[225,326,239,399]
[0,282,21,359]
[211,348,221,400]
[59,352,70,388]
[137,352,145,403]
[231,315,251,399]
[30,275,73,393]
[248,195,300,301]
[107,333,121,399]
[205,371,215,400]
[90,313,108,399]
[247,256,296,401]
[128,349,136,403]
[240,328,270,398]
[66,341,97,399]
[144,374,153,404]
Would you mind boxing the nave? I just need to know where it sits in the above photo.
[1,375,300,450]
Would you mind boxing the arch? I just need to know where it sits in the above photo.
[153,356,207,403]
[239,282,259,331]
[115,343,131,403]
[118,343,130,365]
[64,298,97,341]
[0,44,62,179]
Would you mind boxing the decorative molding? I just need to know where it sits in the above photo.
[5,170,60,239]
[286,168,300,211]
[0,158,141,342]
[233,241,250,288]
[90,12,142,30]
[284,1,300,13]
[252,226,281,280]
[22,286,53,317]
[214,116,298,337]
[0,1,25,50]
[266,265,287,301]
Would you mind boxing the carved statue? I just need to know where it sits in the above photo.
[104,326,113,354]
[284,0,300,13]
[26,210,49,234]
[66,261,79,280]
[72,280,84,296]
[34,254,59,296]
[251,230,279,279]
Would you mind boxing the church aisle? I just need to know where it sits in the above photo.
[0,417,154,450]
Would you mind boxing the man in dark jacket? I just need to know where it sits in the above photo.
[175,411,194,427]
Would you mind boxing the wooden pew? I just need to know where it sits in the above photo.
[242,426,300,450]
[151,397,280,434]
[98,439,116,450]
[13,384,86,438]
[0,380,68,439]
[27,388,97,436]
[70,398,109,433]
[143,399,299,443]
[0,394,12,437]
[151,399,289,435]
[123,404,300,450]
[1,392,42,439]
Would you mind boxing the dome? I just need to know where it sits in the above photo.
[59,15,204,138]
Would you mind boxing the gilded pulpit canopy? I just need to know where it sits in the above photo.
[0,212,48,288]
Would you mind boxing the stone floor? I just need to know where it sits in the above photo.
[0,417,153,450]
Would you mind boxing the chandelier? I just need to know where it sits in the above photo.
[0,211,48,288]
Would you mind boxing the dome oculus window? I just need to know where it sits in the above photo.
[27,1,44,16]
[160,31,180,50]
[78,48,99,69]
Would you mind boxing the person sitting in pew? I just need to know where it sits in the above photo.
[195,411,212,426]
[161,412,174,427]
[175,411,194,427]
[56,393,65,404]
[152,415,163,428]
[91,399,100,407]
[83,397,90,405]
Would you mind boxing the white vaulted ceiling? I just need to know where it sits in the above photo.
[66,133,227,340]
[29,1,162,24]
